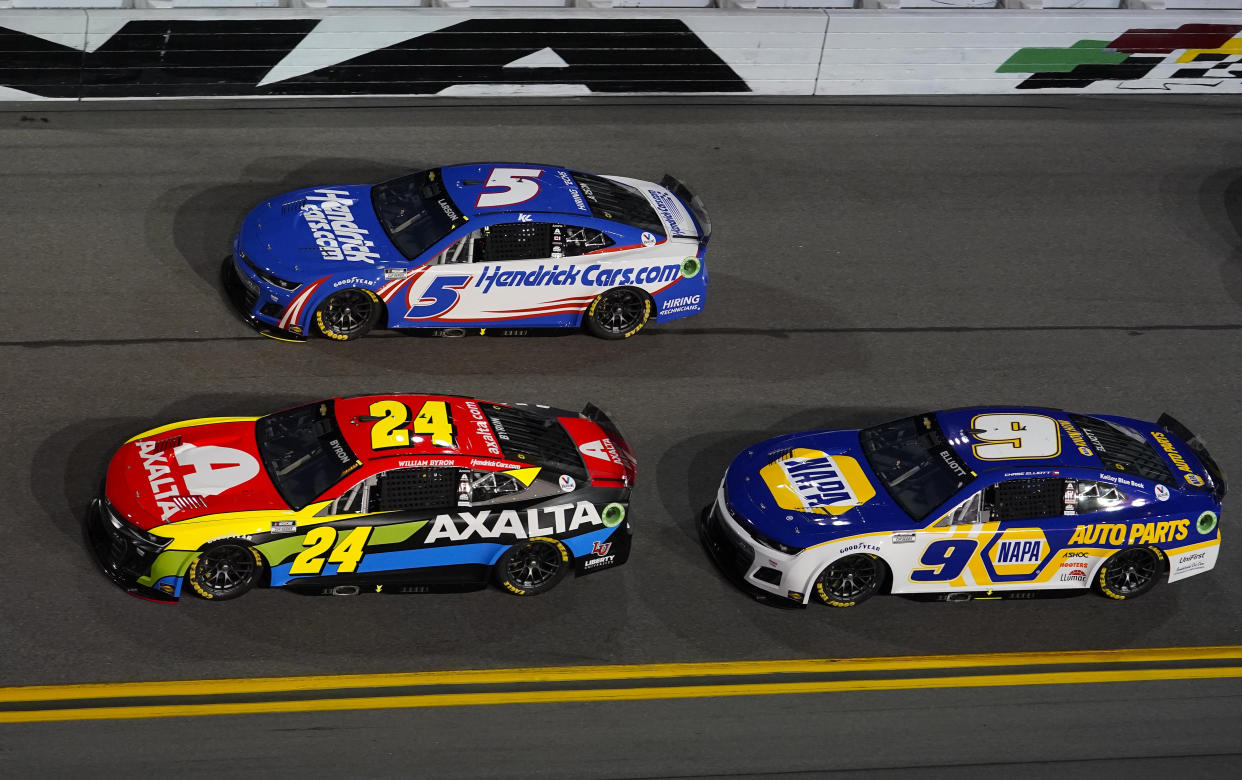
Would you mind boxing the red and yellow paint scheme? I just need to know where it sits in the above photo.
[88,395,635,603]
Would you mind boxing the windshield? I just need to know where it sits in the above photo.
[256,401,359,510]
[371,169,460,260]
[570,173,664,236]
[860,414,975,521]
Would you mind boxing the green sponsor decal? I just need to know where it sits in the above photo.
[1197,511,1218,535]
[601,503,626,528]
[997,40,1126,74]
[136,550,197,588]
[257,534,308,566]
[257,520,429,565]
[369,520,428,546]
[681,257,701,278]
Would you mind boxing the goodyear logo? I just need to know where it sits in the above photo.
[1068,519,1189,546]
[759,448,875,516]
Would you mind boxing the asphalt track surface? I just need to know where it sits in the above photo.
[2,95,1242,775]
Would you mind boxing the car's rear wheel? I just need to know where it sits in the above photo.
[815,554,885,607]
[494,538,570,596]
[585,287,650,339]
[1096,546,1162,600]
[314,288,382,341]
[187,543,263,601]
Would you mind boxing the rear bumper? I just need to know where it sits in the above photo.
[221,256,307,343]
[85,499,178,603]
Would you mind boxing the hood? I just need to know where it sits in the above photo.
[724,430,905,548]
[106,420,288,530]
[238,185,407,276]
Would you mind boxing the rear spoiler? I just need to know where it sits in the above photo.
[582,403,637,488]
[660,175,712,241]
[1158,413,1227,500]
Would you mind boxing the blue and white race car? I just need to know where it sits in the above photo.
[701,408,1226,606]
[224,164,710,341]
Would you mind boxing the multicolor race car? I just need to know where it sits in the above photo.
[88,395,635,603]
[701,408,1225,607]
[223,163,710,342]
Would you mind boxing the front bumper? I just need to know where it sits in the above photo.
[221,254,307,342]
[85,499,178,603]
[698,494,805,606]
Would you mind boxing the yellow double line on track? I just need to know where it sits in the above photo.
[3,645,1241,724]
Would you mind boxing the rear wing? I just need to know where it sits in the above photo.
[582,403,637,488]
[660,175,712,242]
[1158,413,1227,500]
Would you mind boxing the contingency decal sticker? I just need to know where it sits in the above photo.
[998,23,1242,91]
[760,448,876,516]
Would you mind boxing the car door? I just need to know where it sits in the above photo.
[898,476,1068,593]
[279,466,460,584]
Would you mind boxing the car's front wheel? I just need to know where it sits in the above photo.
[314,288,382,341]
[494,538,570,596]
[815,554,885,607]
[1096,546,1163,600]
[585,287,651,339]
[187,543,264,601]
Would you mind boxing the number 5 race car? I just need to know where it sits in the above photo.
[88,395,635,603]
[223,163,710,342]
[701,407,1225,607]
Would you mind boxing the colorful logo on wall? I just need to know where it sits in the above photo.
[998,23,1242,91]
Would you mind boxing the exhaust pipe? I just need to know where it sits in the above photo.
[330,585,360,596]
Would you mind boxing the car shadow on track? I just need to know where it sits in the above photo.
[1199,167,1242,307]
[149,156,422,313]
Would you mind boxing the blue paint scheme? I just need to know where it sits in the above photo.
[153,574,183,598]
[268,525,625,587]
[230,164,710,338]
[725,407,1222,553]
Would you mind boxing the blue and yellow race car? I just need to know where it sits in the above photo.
[224,163,710,342]
[701,408,1225,606]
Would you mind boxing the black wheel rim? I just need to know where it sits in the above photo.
[506,542,562,589]
[595,289,644,334]
[323,290,374,335]
[1104,549,1158,596]
[822,556,880,601]
[197,546,256,595]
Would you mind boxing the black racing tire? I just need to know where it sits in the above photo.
[1096,546,1162,600]
[584,286,651,340]
[494,537,570,596]
[187,542,263,601]
[814,554,886,608]
[314,288,382,341]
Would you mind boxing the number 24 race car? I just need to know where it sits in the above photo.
[702,407,1225,607]
[88,395,635,603]
[224,163,711,342]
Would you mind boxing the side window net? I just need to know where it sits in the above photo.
[485,222,552,262]
[372,468,458,512]
[990,478,1066,522]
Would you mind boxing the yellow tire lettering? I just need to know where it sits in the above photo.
[328,527,373,574]
[290,527,336,575]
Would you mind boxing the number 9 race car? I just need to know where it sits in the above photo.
[87,395,635,603]
[701,407,1225,607]
[223,163,711,342]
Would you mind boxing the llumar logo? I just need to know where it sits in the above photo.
[301,189,383,264]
